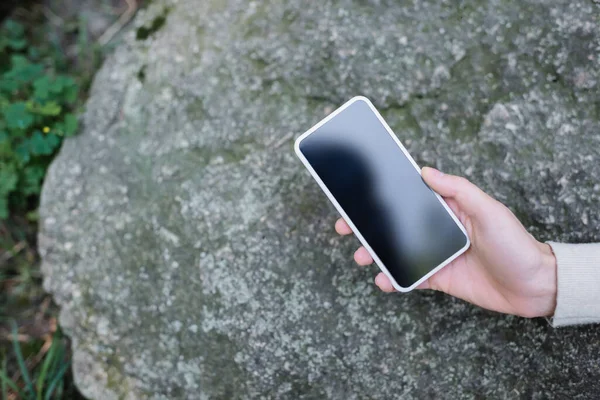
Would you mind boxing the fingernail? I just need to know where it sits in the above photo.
[374,274,382,285]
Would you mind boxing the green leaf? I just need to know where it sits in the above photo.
[5,55,44,86]
[8,38,27,50]
[27,46,42,62]
[28,101,62,116]
[3,20,25,38]
[47,132,61,148]
[26,209,39,221]
[33,75,78,103]
[0,76,18,93]
[40,101,62,116]
[50,76,67,93]
[0,164,18,195]
[33,76,51,100]
[0,197,8,219]
[28,131,57,156]
[60,76,79,104]
[63,113,78,136]
[65,85,78,104]
[15,142,31,164]
[3,102,34,130]
[62,76,76,88]
[9,54,29,68]
[22,164,46,195]
[0,161,16,222]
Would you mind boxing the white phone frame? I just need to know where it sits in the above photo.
[294,96,470,292]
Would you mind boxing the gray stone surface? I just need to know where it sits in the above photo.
[39,0,600,398]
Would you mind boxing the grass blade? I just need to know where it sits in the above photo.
[36,337,58,400]
[1,357,9,400]
[0,358,26,398]
[10,320,35,397]
[48,336,65,381]
[43,360,71,400]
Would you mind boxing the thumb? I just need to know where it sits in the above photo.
[421,167,491,218]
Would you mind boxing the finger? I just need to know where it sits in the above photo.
[335,218,353,235]
[375,273,396,292]
[415,264,452,292]
[354,247,374,266]
[421,167,491,218]
[444,198,461,219]
[416,280,430,289]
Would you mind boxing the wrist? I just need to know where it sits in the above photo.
[534,242,558,317]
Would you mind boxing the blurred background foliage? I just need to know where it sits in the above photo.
[1,1,142,398]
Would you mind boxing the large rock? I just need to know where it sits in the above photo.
[40,0,600,398]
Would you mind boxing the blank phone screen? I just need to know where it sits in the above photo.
[298,98,468,288]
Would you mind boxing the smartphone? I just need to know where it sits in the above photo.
[294,96,470,292]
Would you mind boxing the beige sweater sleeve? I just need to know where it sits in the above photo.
[547,242,600,327]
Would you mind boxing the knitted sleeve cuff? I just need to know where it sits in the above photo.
[547,242,600,327]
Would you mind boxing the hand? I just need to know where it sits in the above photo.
[335,167,557,318]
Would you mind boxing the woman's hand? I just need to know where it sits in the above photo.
[335,167,557,318]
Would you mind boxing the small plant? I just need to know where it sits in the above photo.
[0,321,71,400]
[0,19,79,219]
